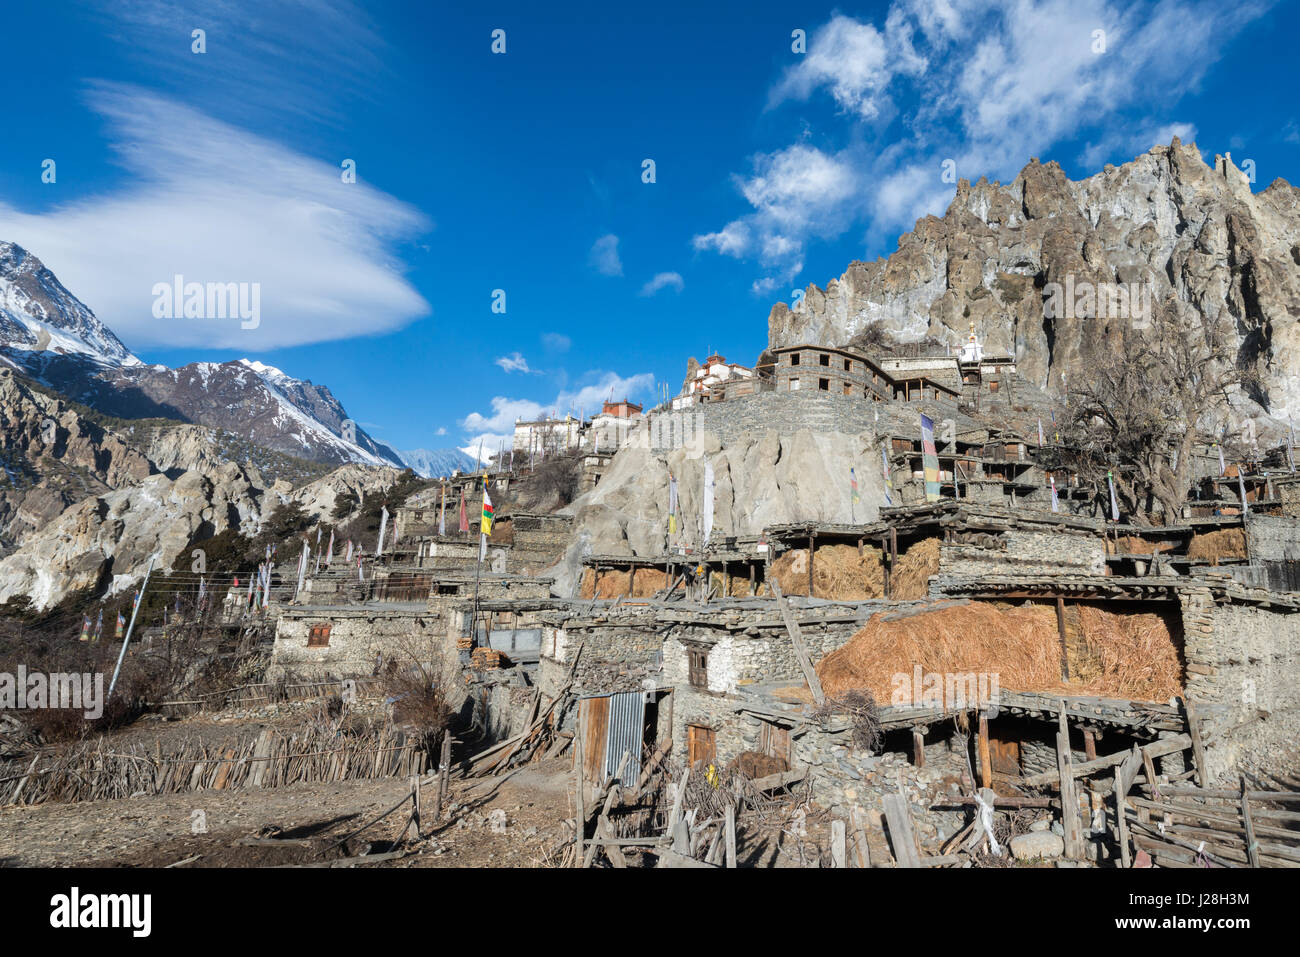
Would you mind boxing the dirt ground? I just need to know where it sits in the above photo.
[0,755,578,869]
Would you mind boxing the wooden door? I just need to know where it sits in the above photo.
[687,724,715,768]
[578,696,609,784]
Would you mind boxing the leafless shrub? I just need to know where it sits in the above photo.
[812,690,883,753]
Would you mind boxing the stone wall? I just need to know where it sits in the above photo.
[938,527,1105,579]
[1180,585,1300,782]
[268,605,447,680]
[1245,513,1300,562]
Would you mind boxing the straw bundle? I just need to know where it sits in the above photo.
[1110,535,1174,556]
[890,537,940,599]
[581,566,670,599]
[766,544,885,599]
[1186,527,1247,563]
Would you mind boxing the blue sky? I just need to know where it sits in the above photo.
[0,0,1296,458]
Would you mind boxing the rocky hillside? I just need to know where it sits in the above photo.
[769,139,1300,418]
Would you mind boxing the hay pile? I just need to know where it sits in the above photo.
[816,601,1182,704]
[890,537,940,599]
[766,544,884,599]
[1073,606,1184,701]
[1110,535,1173,556]
[1187,527,1247,563]
[579,566,670,599]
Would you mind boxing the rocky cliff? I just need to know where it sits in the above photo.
[768,139,1300,417]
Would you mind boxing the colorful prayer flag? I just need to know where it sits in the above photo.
[921,414,941,503]
[481,483,495,536]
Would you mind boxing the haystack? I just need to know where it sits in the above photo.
[580,566,671,599]
[1110,535,1173,556]
[890,537,940,599]
[1187,527,1247,563]
[816,601,1182,704]
[766,544,884,599]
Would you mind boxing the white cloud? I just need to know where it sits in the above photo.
[458,370,656,452]
[697,0,1266,292]
[588,234,623,276]
[639,272,685,296]
[495,352,533,374]
[435,426,447,436]
[541,332,571,353]
[691,143,857,287]
[0,85,430,350]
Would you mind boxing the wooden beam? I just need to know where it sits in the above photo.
[912,726,926,769]
[1057,705,1083,860]
[1055,597,1071,681]
[882,794,921,868]
[1021,734,1190,788]
[1241,776,1260,868]
[807,532,816,597]
[768,582,825,705]
[1114,766,1131,868]
[977,711,991,789]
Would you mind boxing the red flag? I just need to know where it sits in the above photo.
[458,488,469,533]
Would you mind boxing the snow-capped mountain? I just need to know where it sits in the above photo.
[0,241,403,468]
[397,447,479,478]
[0,241,138,366]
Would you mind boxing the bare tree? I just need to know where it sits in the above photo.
[1063,305,1256,524]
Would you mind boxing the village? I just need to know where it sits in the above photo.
[6,316,1297,874]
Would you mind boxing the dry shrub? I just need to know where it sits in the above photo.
[812,690,883,752]
[767,544,885,599]
[816,601,1182,704]
[1187,527,1247,563]
[579,567,597,599]
[890,537,940,599]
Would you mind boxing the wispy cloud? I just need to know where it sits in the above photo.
[639,271,684,296]
[588,234,623,277]
[697,0,1270,293]
[0,84,430,351]
[541,332,571,353]
[495,352,534,374]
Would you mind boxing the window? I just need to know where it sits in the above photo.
[818,378,829,391]
[790,353,800,366]
[688,647,708,688]
[843,383,852,395]
[307,624,332,647]
[819,353,830,366]
[789,377,800,391]
[844,358,852,371]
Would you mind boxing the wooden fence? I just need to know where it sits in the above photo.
[2,720,428,807]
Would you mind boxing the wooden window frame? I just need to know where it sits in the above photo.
[687,647,708,689]
[307,623,332,647]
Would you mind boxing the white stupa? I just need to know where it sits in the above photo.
[958,321,984,364]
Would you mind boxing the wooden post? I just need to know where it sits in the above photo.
[977,711,992,789]
[882,793,921,868]
[407,775,421,841]
[435,731,451,819]
[882,536,891,598]
[574,719,585,868]
[1083,728,1098,762]
[627,565,635,597]
[1056,704,1083,860]
[769,581,825,705]
[1113,766,1131,868]
[830,820,846,868]
[748,561,756,596]
[850,807,871,868]
[1055,597,1071,681]
[725,805,737,868]
[1241,776,1260,868]
[911,726,926,768]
